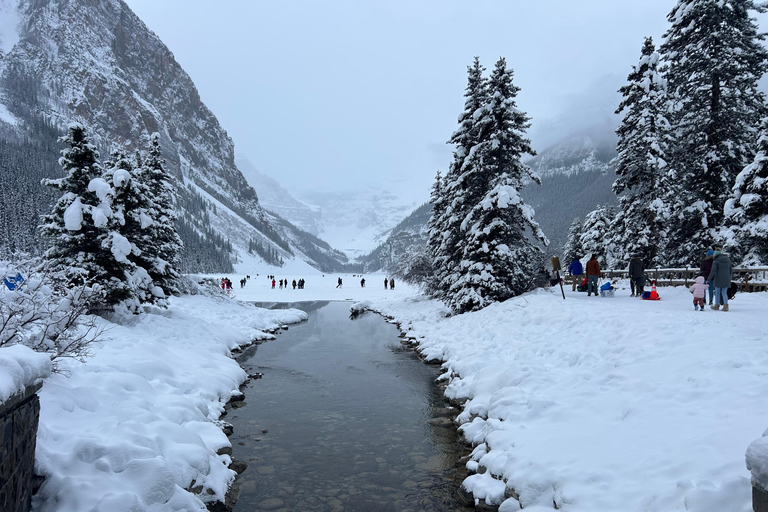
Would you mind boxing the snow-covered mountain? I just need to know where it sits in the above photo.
[235,156,321,236]
[358,128,620,274]
[0,0,350,272]
[296,188,419,259]
[528,132,617,179]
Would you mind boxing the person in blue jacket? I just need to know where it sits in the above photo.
[568,256,583,291]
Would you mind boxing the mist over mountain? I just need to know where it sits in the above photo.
[294,188,419,259]
[360,123,619,274]
[235,155,321,236]
[0,0,350,272]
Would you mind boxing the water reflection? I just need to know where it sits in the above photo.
[229,301,470,512]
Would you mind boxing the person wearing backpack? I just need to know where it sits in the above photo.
[568,256,583,291]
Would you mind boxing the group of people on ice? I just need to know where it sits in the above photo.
[565,247,735,311]
[271,277,306,289]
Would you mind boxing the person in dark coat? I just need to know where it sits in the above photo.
[707,248,733,311]
[389,278,395,290]
[585,255,601,297]
[384,278,388,289]
[628,254,645,297]
[568,257,583,291]
[699,249,715,305]
[337,277,343,288]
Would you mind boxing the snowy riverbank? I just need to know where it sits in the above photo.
[30,289,307,512]
[18,272,768,512]
[366,284,768,512]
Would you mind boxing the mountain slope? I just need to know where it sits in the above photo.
[235,155,321,236]
[0,0,349,272]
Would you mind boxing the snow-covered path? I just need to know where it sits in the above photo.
[367,284,768,512]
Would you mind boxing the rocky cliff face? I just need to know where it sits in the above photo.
[0,0,349,272]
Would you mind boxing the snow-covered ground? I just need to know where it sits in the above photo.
[364,283,768,512]
[217,272,417,303]
[8,272,766,512]
[30,288,307,512]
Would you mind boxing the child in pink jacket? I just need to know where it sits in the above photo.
[689,275,708,311]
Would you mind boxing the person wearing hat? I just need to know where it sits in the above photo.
[707,247,733,311]
[699,248,715,305]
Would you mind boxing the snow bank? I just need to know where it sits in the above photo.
[0,344,51,403]
[33,293,307,512]
[350,300,371,314]
[747,430,768,492]
[370,285,768,512]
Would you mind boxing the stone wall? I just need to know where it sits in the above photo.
[0,382,42,512]
[756,485,768,512]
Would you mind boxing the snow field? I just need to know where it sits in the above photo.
[369,284,768,512]
[31,293,307,512]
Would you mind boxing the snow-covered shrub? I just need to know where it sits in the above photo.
[0,261,104,371]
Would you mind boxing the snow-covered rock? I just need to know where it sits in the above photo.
[0,344,51,403]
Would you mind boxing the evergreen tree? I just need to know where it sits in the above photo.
[136,133,183,296]
[102,150,156,309]
[723,117,768,264]
[562,217,584,263]
[447,57,547,313]
[613,37,672,266]
[424,170,443,291]
[660,0,768,265]
[39,124,110,296]
[579,205,618,266]
[428,57,489,300]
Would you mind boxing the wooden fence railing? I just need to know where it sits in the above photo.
[564,267,768,293]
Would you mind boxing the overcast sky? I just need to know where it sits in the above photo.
[123,1,689,203]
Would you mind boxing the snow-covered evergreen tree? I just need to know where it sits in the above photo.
[562,217,584,263]
[428,57,488,300]
[723,117,768,264]
[101,150,157,309]
[39,124,110,296]
[448,57,547,313]
[425,170,444,292]
[613,37,672,266]
[580,205,618,266]
[660,0,768,265]
[136,133,183,297]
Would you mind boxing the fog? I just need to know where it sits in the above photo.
[124,1,691,203]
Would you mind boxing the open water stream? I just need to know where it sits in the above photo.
[227,301,470,512]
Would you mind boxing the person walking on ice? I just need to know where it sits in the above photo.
[360,277,365,287]
[337,277,343,288]
[384,278,388,289]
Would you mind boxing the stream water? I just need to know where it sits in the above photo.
[227,301,470,512]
